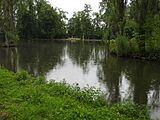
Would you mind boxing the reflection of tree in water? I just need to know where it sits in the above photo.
[140,63,160,108]
[97,57,122,103]
[125,61,151,104]
[1,42,160,108]
[18,42,66,76]
[0,48,20,72]
[97,56,160,107]
[67,42,106,74]
[67,42,92,74]
[0,42,66,76]
[123,60,160,107]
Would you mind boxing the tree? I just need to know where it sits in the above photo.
[100,0,128,39]
[16,0,67,39]
[17,0,38,39]
[102,0,160,57]
[92,12,103,39]
[68,4,101,39]
[1,0,19,45]
[129,0,160,52]
[135,0,148,52]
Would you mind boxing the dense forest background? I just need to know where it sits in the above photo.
[0,0,67,43]
[0,0,160,59]
[100,0,160,58]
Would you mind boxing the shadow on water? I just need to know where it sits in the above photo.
[0,41,160,119]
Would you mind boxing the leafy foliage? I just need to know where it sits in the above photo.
[101,0,160,59]
[0,68,149,119]
[68,4,103,40]
[16,0,67,39]
[0,0,67,43]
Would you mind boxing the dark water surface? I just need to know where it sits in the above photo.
[0,41,160,119]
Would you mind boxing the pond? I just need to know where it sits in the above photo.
[0,41,160,119]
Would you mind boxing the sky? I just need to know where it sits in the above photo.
[48,0,102,18]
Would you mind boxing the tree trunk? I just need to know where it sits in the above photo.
[3,0,9,45]
[136,0,148,53]
[3,0,17,46]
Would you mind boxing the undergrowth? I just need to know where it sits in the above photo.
[0,68,150,120]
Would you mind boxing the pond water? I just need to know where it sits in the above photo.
[0,41,160,119]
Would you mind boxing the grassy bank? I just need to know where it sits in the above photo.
[0,68,149,120]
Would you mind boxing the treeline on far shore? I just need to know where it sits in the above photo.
[0,0,103,46]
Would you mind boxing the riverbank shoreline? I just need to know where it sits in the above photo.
[29,38,103,43]
[0,43,17,48]
[107,39,160,62]
[23,39,160,62]
[0,68,149,120]
[109,51,160,62]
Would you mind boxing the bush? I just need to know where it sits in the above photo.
[116,35,130,56]
[109,39,117,53]
[14,71,30,81]
[146,15,160,52]
[6,31,19,43]
[109,33,140,57]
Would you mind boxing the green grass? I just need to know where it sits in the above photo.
[0,68,150,120]
[65,38,81,41]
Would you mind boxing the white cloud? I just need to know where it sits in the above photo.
[48,0,101,18]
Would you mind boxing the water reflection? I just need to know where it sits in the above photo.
[0,41,160,119]
[98,57,160,119]
[0,42,65,76]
